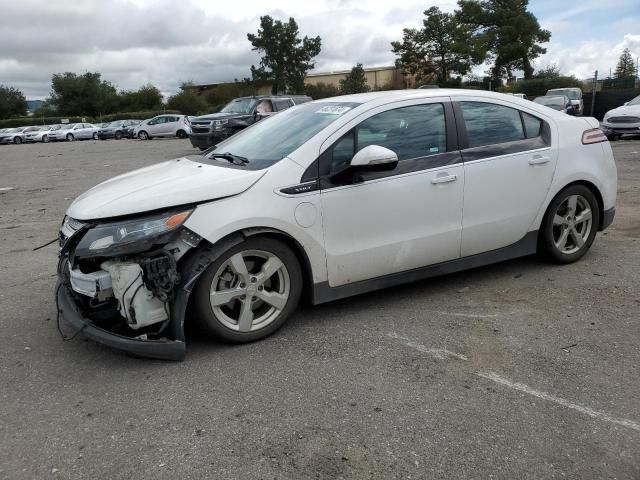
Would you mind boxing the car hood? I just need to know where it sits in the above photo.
[67,157,267,220]
[606,104,640,117]
[192,112,247,122]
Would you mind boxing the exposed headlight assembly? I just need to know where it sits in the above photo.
[213,119,229,129]
[75,209,193,257]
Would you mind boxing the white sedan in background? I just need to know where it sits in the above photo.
[601,94,640,140]
[47,123,99,142]
[56,89,617,360]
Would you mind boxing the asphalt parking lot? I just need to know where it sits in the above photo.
[0,137,639,479]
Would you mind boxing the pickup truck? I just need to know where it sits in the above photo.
[189,95,312,150]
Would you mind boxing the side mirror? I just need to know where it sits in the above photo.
[350,145,399,171]
[330,145,399,184]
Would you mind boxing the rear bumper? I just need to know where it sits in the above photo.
[56,281,186,361]
[601,207,615,231]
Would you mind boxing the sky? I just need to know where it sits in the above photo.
[0,0,638,100]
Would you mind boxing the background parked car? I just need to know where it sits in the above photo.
[0,127,29,144]
[122,120,142,138]
[24,125,55,143]
[47,123,99,142]
[133,114,191,140]
[601,94,640,141]
[546,87,583,115]
[189,95,312,150]
[533,95,575,114]
[97,119,141,140]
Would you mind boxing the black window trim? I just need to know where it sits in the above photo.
[452,100,551,162]
[300,99,461,188]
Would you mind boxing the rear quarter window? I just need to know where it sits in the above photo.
[460,102,524,148]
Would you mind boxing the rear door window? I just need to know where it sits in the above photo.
[460,102,525,148]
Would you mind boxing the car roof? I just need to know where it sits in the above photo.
[312,89,533,104]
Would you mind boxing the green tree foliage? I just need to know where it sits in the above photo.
[304,82,340,99]
[511,75,582,97]
[615,48,636,78]
[166,87,207,116]
[339,64,370,94]
[0,85,27,119]
[248,16,322,94]
[456,0,551,79]
[203,79,261,111]
[49,72,119,116]
[391,6,484,84]
[118,84,163,112]
[534,64,560,79]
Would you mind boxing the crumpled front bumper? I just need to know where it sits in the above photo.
[56,280,186,361]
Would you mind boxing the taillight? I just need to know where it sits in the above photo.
[582,128,608,145]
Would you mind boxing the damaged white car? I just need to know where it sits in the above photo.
[56,90,616,360]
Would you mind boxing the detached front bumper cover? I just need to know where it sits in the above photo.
[56,281,186,360]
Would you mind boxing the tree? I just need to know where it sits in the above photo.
[49,72,119,116]
[0,85,27,119]
[339,64,370,94]
[391,6,484,85]
[248,16,322,94]
[119,84,163,112]
[304,82,340,99]
[166,84,207,115]
[534,64,560,79]
[615,48,636,78]
[457,0,551,79]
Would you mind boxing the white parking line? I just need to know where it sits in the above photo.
[387,332,468,361]
[433,311,502,319]
[478,371,640,433]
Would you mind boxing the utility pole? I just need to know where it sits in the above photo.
[590,70,598,117]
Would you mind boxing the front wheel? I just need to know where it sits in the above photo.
[42,135,49,143]
[66,133,75,142]
[115,131,123,140]
[137,131,149,140]
[194,237,303,343]
[92,132,98,140]
[14,137,22,144]
[539,185,600,264]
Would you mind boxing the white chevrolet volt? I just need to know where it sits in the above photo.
[56,90,617,360]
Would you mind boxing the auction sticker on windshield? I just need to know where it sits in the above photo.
[315,105,352,115]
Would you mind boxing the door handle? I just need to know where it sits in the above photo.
[528,155,551,165]
[431,174,458,184]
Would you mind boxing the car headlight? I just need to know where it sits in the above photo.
[214,119,228,129]
[75,209,193,256]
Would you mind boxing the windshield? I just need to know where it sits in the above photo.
[220,98,256,114]
[548,89,580,100]
[627,95,640,106]
[535,96,565,107]
[208,101,360,169]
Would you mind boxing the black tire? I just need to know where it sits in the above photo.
[176,129,187,139]
[115,131,123,140]
[42,135,49,143]
[194,237,303,343]
[92,132,98,140]
[13,137,22,144]
[66,133,75,142]
[539,185,600,264]
[137,131,149,140]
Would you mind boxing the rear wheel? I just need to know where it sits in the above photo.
[115,131,123,140]
[137,131,149,140]
[194,237,302,343]
[176,129,187,139]
[539,185,600,264]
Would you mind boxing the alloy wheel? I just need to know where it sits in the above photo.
[208,250,290,333]
[552,194,593,255]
